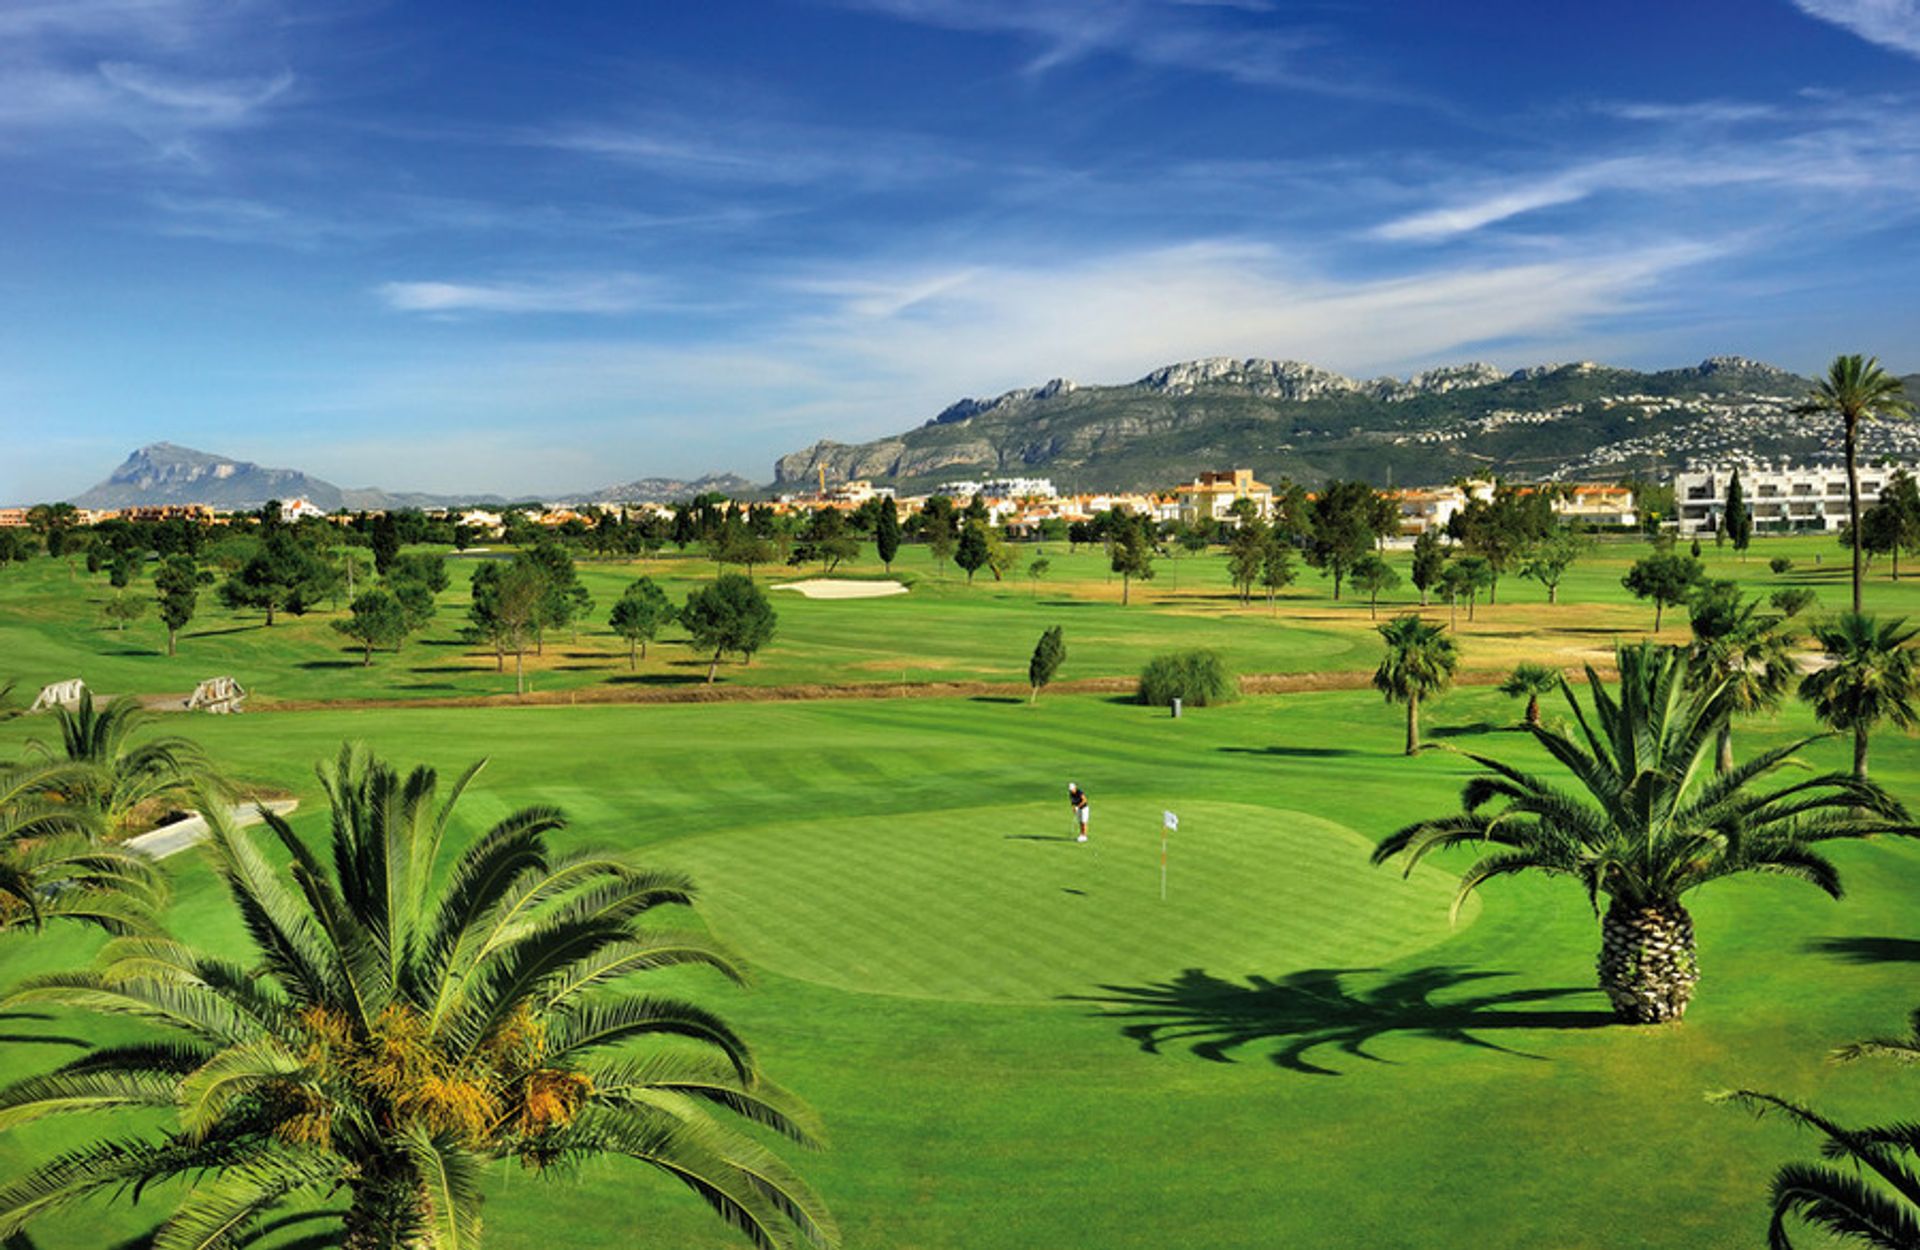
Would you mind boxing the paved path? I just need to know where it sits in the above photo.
[125,799,300,860]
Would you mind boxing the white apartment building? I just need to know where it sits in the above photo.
[934,477,1058,500]
[1674,460,1916,535]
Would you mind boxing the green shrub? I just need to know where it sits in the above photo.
[1137,649,1238,707]
[1769,556,1794,574]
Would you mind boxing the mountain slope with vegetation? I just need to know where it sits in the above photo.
[774,356,1860,490]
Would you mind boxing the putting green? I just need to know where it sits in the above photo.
[665,800,1477,1004]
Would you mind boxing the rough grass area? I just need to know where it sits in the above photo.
[0,685,1915,1247]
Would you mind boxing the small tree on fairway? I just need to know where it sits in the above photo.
[1226,523,1265,604]
[332,589,408,666]
[1109,511,1155,605]
[101,591,147,632]
[1499,662,1560,727]
[1028,625,1065,703]
[954,521,990,584]
[1800,612,1920,779]
[153,554,198,657]
[609,577,672,668]
[1375,642,1916,1023]
[1350,553,1399,620]
[221,531,329,626]
[467,560,544,694]
[1521,526,1588,605]
[1259,537,1294,610]
[876,494,902,572]
[1410,528,1446,606]
[1441,556,1492,623]
[1725,468,1752,555]
[681,573,778,682]
[1373,614,1456,755]
[1621,552,1703,632]
[108,550,139,589]
[1026,555,1051,596]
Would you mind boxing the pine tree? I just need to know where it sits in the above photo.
[1028,625,1066,702]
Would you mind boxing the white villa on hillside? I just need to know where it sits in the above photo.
[1673,460,1918,535]
[1175,469,1273,524]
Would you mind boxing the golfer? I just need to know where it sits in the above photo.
[1067,782,1090,843]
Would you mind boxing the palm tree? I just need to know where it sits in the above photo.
[0,746,836,1250]
[1498,662,1560,728]
[1800,612,1920,780]
[27,690,218,833]
[1373,614,1458,755]
[1685,583,1797,773]
[0,758,165,936]
[1796,355,1913,612]
[1373,642,1913,1023]
[1719,1007,1920,1248]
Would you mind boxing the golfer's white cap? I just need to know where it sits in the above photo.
[1067,782,1077,791]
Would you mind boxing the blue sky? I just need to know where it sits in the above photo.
[8,0,1920,501]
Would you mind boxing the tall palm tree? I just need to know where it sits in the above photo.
[0,758,165,936]
[1373,614,1458,755]
[28,690,218,834]
[1373,643,1913,1023]
[1719,1007,1920,1248]
[0,746,836,1250]
[1796,355,1913,612]
[1800,612,1920,779]
[1498,662,1560,728]
[1685,583,1797,773]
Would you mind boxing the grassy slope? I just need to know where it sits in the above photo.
[0,532,1906,707]
[0,686,1914,1248]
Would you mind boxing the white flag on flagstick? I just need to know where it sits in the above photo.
[1163,810,1178,831]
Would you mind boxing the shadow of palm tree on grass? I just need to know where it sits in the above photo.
[1065,966,1610,1076]
[1805,935,1920,964]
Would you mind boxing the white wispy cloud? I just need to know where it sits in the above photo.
[1790,0,1920,58]
[0,0,295,156]
[1373,93,1920,242]
[377,274,663,315]
[831,0,1376,95]
[532,116,979,189]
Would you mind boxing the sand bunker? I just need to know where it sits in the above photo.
[771,579,909,600]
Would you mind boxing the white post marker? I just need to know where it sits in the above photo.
[1161,810,1179,901]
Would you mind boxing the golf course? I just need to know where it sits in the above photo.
[2,530,1918,1247]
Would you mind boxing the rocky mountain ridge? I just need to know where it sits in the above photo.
[774,354,1830,491]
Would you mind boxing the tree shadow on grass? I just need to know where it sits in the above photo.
[970,695,1024,705]
[1218,745,1362,758]
[0,1011,92,1049]
[607,673,705,686]
[1805,936,1920,964]
[295,659,361,671]
[183,625,257,639]
[1064,966,1611,1076]
[1430,721,1516,739]
[1005,833,1077,843]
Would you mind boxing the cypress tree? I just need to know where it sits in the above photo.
[1727,469,1753,555]
[1028,625,1066,702]
[876,495,902,573]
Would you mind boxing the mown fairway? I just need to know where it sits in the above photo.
[2,531,1913,706]
[1,683,1915,1247]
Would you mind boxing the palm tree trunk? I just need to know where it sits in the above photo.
[1526,695,1541,727]
[343,1171,431,1250]
[1855,723,1869,780]
[1847,414,1863,614]
[1716,723,1733,774]
[1405,697,1419,755]
[1597,899,1699,1023]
